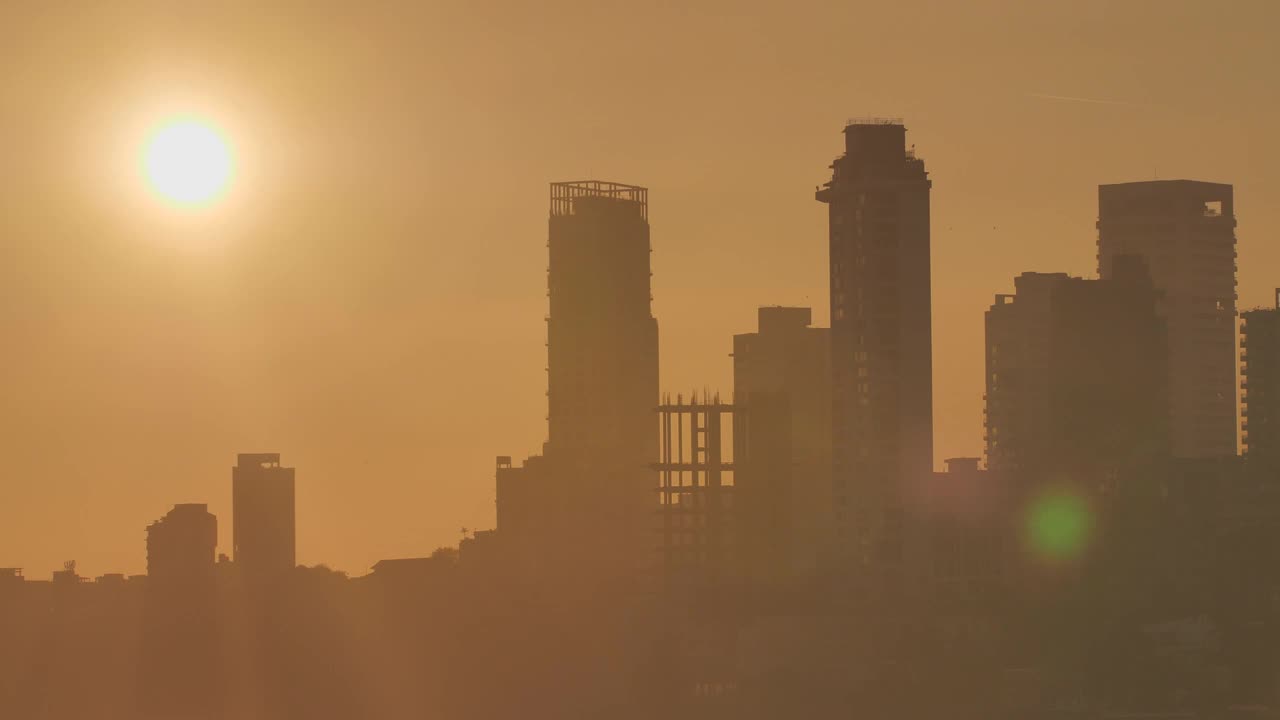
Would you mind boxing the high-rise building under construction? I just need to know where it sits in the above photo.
[816,120,933,576]
[496,181,659,586]
[545,181,659,469]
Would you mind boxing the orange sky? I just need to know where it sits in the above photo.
[2,0,1277,578]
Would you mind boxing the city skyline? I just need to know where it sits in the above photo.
[4,160,1276,580]
[8,5,1280,718]
[4,2,1280,581]
[7,158,1273,585]
[5,117,1280,717]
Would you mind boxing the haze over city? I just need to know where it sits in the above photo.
[4,0,1277,578]
[4,3,1280,718]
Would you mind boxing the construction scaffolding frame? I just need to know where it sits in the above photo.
[550,180,648,221]
[655,392,740,590]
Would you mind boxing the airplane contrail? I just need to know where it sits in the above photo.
[1028,92,1150,108]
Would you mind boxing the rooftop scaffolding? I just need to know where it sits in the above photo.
[550,180,648,220]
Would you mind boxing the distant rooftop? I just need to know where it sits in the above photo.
[818,119,923,185]
[237,453,282,468]
[1100,179,1232,190]
[550,180,648,220]
[845,116,904,127]
[1245,289,1280,313]
[1099,180,1233,217]
[756,306,814,334]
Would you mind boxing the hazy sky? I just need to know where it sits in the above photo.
[3,0,1277,577]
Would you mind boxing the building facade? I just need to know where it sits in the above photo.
[146,503,217,588]
[816,120,933,575]
[984,259,1168,480]
[732,306,832,583]
[1097,180,1238,458]
[545,181,659,470]
[231,453,296,582]
[656,394,738,592]
[1242,290,1280,464]
[142,504,220,717]
[496,181,660,587]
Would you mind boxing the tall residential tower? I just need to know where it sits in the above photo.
[984,260,1168,479]
[232,453,296,582]
[816,120,933,575]
[732,306,832,583]
[1097,180,1238,458]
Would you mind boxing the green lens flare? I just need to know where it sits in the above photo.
[1026,491,1091,560]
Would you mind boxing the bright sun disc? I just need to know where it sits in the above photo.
[143,119,232,205]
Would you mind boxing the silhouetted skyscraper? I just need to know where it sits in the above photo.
[1098,180,1238,458]
[816,120,933,574]
[732,306,832,583]
[1243,290,1280,464]
[495,181,659,586]
[546,181,659,466]
[232,453,296,582]
[984,258,1168,478]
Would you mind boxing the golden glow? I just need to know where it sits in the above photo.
[143,119,232,206]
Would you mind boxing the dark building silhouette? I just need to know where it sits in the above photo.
[1243,289,1280,463]
[15,126,1280,720]
[0,564,145,719]
[232,453,296,582]
[52,559,85,585]
[1098,180,1238,458]
[984,258,1168,479]
[496,181,659,587]
[545,180,659,472]
[493,454,548,557]
[732,306,832,584]
[146,503,217,587]
[656,393,737,592]
[925,458,1011,600]
[141,504,220,720]
[366,553,456,589]
[816,120,933,576]
[457,528,501,571]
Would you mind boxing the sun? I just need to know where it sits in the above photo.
[143,118,233,206]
